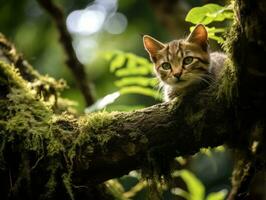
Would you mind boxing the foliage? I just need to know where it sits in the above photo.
[86,51,161,112]
[106,50,160,98]
[185,3,233,43]
[171,170,227,200]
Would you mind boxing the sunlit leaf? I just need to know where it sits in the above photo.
[115,77,158,87]
[185,4,233,25]
[200,147,212,157]
[171,187,191,199]
[123,180,147,198]
[105,50,159,101]
[102,50,116,61]
[105,179,128,200]
[115,67,152,77]
[214,145,225,152]
[172,170,205,200]
[175,156,187,165]
[110,53,126,72]
[208,34,225,43]
[125,53,138,69]
[206,190,228,200]
[189,26,225,43]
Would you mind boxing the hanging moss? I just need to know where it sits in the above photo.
[216,58,238,104]
[216,13,239,104]
[0,61,124,199]
[0,62,75,198]
[0,61,67,197]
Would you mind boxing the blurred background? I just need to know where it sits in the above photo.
[0,0,232,199]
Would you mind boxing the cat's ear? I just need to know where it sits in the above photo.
[186,24,208,51]
[143,35,165,61]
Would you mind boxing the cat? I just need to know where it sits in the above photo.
[143,24,226,101]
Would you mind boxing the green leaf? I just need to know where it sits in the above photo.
[200,147,212,157]
[115,67,152,77]
[119,86,162,100]
[214,145,225,152]
[208,34,224,44]
[110,53,126,72]
[190,26,225,43]
[115,77,158,88]
[105,50,159,101]
[185,4,233,25]
[172,170,205,200]
[206,190,228,200]
[171,187,191,199]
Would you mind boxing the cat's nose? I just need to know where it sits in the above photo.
[173,73,182,80]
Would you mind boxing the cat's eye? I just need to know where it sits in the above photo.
[161,62,171,70]
[183,56,194,65]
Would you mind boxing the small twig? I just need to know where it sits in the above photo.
[37,0,94,106]
[30,155,44,171]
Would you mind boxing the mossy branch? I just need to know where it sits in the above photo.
[0,34,234,199]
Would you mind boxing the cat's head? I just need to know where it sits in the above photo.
[143,24,210,88]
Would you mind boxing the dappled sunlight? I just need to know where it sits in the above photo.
[66,0,128,65]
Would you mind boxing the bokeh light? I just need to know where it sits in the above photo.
[104,12,128,34]
[66,0,128,64]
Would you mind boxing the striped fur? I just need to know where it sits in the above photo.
[143,24,226,101]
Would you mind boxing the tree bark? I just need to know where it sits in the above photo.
[226,0,266,199]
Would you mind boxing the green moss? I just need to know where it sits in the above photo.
[30,75,66,106]
[216,58,238,104]
[216,17,239,104]
[78,111,117,143]
[185,109,205,126]
[0,62,52,152]
[62,172,75,200]
[0,62,75,198]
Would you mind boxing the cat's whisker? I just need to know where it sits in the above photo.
[143,25,226,101]
[195,75,214,85]
[157,82,164,93]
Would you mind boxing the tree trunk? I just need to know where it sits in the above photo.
[0,0,266,199]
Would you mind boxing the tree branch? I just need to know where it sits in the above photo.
[36,0,94,106]
[0,33,234,198]
[71,94,234,184]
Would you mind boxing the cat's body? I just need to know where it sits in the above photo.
[143,24,226,101]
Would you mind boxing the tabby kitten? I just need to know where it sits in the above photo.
[143,24,226,101]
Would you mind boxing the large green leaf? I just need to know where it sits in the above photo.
[185,4,233,25]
